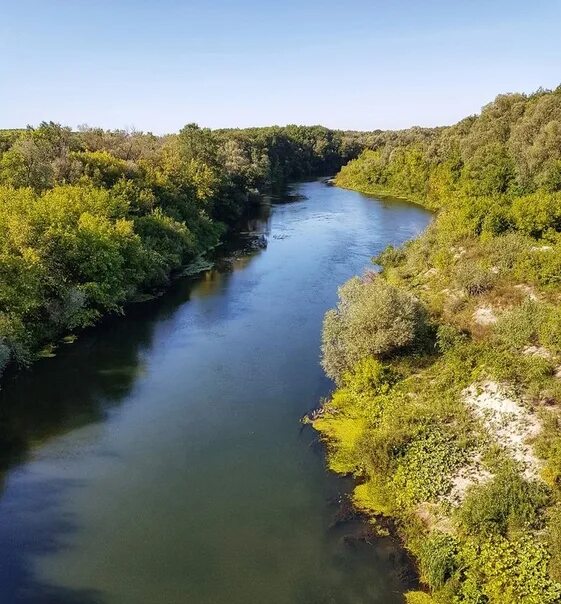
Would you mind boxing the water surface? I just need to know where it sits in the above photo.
[0,180,431,604]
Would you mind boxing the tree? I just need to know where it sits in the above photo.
[321,275,428,383]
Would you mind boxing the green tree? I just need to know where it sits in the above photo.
[321,275,428,383]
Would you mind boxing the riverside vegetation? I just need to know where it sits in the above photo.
[316,86,561,603]
[4,89,561,603]
[0,123,362,378]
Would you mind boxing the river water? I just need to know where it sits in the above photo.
[0,180,431,604]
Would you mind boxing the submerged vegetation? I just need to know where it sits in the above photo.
[316,86,561,602]
[0,122,362,378]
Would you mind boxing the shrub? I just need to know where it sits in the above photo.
[340,357,398,397]
[456,468,550,537]
[374,244,407,269]
[455,262,495,296]
[457,536,561,604]
[436,324,467,353]
[393,429,469,504]
[511,191,561,237]
[546,505,561,582]
[493,300,542,349]
[538,306,561,353]
[321,275,429,383]
[416,532,459,589]
[493,300,561,354]
[405,591,436,604]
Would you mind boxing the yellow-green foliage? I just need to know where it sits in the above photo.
[313,414,366,474]
[455,536,561,604]
[493,300,561,354]
[314,358,394,473]
[320,86,561,602]
[319,342,561,599]
[546,506,561,582]
[352,481,389,516]
[405,591,436,604]
[392,430,469,505]
[0,121,361,376]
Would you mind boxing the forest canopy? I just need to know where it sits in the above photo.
[0,122,363,376]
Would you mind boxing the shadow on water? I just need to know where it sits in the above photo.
[0,474,105,603]
[0,199,273,479]
[0,205,273,604]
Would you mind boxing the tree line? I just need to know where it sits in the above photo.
[337,86,561,220]
[0,122,363,377]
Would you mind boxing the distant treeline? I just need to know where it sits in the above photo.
[338,86,561,217]
[0,122,363,376]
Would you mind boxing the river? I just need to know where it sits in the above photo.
[0,180,431,604]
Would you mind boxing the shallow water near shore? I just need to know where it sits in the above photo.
[0,180,431,604]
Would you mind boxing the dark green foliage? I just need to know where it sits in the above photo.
[455,262,496,296]
[417,532,459,589]
[436,325,467,353]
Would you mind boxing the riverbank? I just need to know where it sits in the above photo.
[315,190,561,602]
[333,182,432,210]
[315,88,561,603]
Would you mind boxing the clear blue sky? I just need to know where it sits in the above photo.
[1,0,560,133]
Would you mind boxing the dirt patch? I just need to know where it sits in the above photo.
[523,345,553,359]
[514,283,539,301]
[446,454,492,505]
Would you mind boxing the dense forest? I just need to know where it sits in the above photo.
[316,86,561,603]
[0,123,362,378]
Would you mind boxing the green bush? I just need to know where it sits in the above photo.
[436,324,467,353]
[493,300,542,349]
[373,244,407,268]
[538,306,561,353]
[405,592,436,604]
[493,300,561,355]
[455,262,495,296]
[457,536,561,604]
[340,357,398,397]
[511,191,561,237]
[457,468,550,537]
[393,429,469,504]
[321,275,429,383]
[417,532,459,589]
[546,506,561,582]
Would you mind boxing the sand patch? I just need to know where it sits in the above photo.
[473,306,498,326]
[463,381,542,480]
